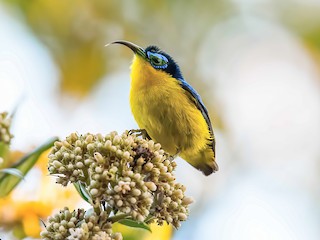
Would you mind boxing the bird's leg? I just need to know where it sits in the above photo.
[128,129,151,139]
[169,149,181,160]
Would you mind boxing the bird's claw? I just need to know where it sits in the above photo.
[169,149,180,160]
[128,129,151,139]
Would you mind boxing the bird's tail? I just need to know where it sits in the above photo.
[181,147,218,176]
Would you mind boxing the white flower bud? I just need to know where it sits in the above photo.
[145,182,157,191]
[90,188,98,196]
[132,189,141,196]
[95,166,103,173]
[116,200,123,207]
[76,162,84,168]
[182,196,194,205]
[53,160,62,168]
[113,135,121,145]
[62,141,71,148]
[94,152,104,163]
[85,134,93,143]
[123,151,130,160]
[178,213,187,221]
[87,143,95,151]
[144,162,153,171]
[137,214,145,222]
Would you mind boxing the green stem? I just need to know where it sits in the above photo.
[0,142,9,160]
[92,198,103,215]
[82,168,90,186]
[145,215,156,224]
[93,205,101,215]
[106,205,112,218]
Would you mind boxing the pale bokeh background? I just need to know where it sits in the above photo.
[1,0,320,239]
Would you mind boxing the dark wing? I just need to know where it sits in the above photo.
[179,79,215,149]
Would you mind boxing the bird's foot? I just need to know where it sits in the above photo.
[128,129,151,139]
[169,149,180,160]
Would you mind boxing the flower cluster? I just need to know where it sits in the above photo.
[40,207,122,240]
[48,131,192,228]
[0,112,13,144]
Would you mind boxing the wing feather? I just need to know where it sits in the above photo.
[179,79,215,150]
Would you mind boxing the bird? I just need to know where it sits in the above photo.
[108,40,218,175]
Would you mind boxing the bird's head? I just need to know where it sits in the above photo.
[108,40,183,80]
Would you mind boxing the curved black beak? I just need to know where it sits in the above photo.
[106,40,146,58]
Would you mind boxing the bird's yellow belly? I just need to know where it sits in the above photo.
[130,85,210,156]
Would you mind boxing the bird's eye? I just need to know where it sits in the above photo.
[147,52,168,69]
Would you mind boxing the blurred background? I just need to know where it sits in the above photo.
[1,0,320,239]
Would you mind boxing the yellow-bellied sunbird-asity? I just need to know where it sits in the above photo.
[109,40,218,175]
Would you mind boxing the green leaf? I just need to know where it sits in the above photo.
[0,168,24,179]
[0,137,58,197]
[118,219,152,232]
[73,181,91,204]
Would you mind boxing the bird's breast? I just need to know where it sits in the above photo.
[130,74,183,154]
[129,64,210,156]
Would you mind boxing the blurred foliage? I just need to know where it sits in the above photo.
[3,0,232,101]
[113,221,172,240]
[0,138,57,197]
[264,1,320,77]
[0,111,59,239]
[0,150,82,239]
[3,0,111,97]
[0,112,55,199]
